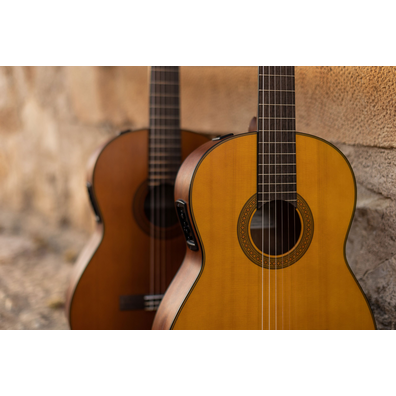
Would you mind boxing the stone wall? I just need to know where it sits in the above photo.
[0,66,395,329]
[296,67,396,329]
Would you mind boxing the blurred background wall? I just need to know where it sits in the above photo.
[0,66,395,329]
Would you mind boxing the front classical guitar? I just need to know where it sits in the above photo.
[153,66,376,330]
[65,66,209,329]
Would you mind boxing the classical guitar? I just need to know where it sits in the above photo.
[65,66,209,329]
[153,66,376,330]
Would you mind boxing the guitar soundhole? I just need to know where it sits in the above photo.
[144,184,179,228]
[250,200,302,256]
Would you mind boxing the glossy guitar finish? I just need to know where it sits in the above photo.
[153,66,376,330]
[65,129,209,329]
[153,132,376,330]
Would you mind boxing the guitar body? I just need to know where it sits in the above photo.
[153,132,376,330]
[65,129,209,330]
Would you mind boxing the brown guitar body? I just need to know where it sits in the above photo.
[153,132,376,330]
[65,129,209,330]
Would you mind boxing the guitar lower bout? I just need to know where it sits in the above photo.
[153,132,376,330]
[66,129,209,330]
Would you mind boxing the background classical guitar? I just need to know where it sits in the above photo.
[153,66,376,330]
[65,66,209,329]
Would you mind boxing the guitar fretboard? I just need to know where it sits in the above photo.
[149,66,181,187]
[257,66,297,209]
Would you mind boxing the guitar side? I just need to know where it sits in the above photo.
[153,132,376,330]
[65,129,209,330]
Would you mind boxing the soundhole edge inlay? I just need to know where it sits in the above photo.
[237,194,314,269]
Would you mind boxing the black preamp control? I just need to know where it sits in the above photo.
[175,200,198,251]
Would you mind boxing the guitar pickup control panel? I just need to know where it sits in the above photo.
[176,200,198,251]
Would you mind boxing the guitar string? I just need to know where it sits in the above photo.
[157,66,161,296]
[152,66,162,297]
[269,66,280,330]
[286,66,293,329]
[156,66,159,297]
[162,67,167,295]
[277,67,280,329]
[259,66,266,330]
[291,66,295,329]
[284,66,295,329]
[149,66,155,296]
[259,68,262,330]
[291,66,295,330]
[159,67,165,297]
[161,66,168,296]
[283,66,291,330]
[265,67,270,330]
[274,66,283,330]
[160,66,165,296]
[150,66,153,296]
[282,66,287,330]
[268,67,272,330]
[261,67,266,330]
[283,66,287,330]
[274,66,278,330]
[276,66,285,330]
[257,66,265,330]
[268,66,276,330]
[155,66,159,296]
[157,66,164,294]
[283,66,293,330]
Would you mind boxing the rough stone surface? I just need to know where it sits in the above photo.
[359,256,396,330]
[0,208,87,330]
[339,144,396,329]
[296,67,396,148]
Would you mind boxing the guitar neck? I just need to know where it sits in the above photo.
[257,66,297,209]
[149,66,181,187]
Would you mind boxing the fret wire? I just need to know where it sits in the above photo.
[259,89,295,92]
[151,81,179,85]
[150,116,179,119]
[150,105,179,108]
[149,153,180,156]
[259,74,295,77]
[150,145,181,148]
[150,93,179,97]
[150,161,181,165]
[258,164,296,169]
[259,175,296,179]
[258,191,297,193]
[259,103,295,106]
[258,117,295,120]
[149,176,177,179]
[259,182,296,185]
[259,199,297,202]
[149,132,180,134]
